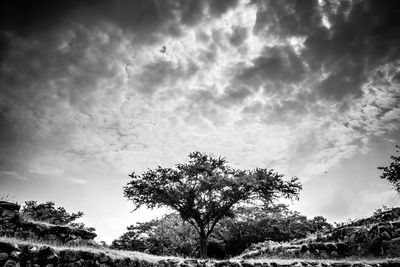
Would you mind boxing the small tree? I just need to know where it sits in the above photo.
[111,213,198,257]
[21,201,84,225]
[378,145,400,194]
[124,152,302,258]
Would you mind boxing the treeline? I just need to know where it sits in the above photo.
[111,204,332,259]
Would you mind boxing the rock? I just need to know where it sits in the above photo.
[0,202,20,211]
[79,251,96,261]
[9,251,21,260]
[59,262,83,267]
[81,259,97,267]
[114,258,131,267]
[0,242,20,253]
[3,259,19,267]
[1,210,18,220]
[381,231,391,240]
[319,250,329,258]
[330,251,339,257]
[383,237,400,257]
[387,260,400,267]
[0,252,8,260]
[325,243,337,251]
[60,250,81,263]
[75,229,97,240]
[300,244,308,252]
[215,261,231,267]
[241,262,254,267]
[0,252,8,266]
[96,253,111,264]
[33,246,59,266]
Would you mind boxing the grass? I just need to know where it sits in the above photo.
[19,215,95,234]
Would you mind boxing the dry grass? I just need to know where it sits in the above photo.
[22,217,64,228]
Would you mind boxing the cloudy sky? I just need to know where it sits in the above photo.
[1,0,400,243]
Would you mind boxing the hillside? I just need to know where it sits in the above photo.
[238,207,400,259]
[0,201,96,246]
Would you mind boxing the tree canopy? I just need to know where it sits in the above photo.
[123,151,302,258]
[378,145,400,194]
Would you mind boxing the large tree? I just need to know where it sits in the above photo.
[124,152,302,258]
[378,145,400,194]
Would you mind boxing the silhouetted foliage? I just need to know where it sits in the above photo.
[111,213,198,257]
[378,145,400,194]
[21,201,96,232]
[21,201,81,224]
[112,204,331,258]
[124,152,302,258]
[211,204,332,257]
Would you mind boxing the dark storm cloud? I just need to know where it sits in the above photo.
[252,0,400,101]
[0,0,240,66]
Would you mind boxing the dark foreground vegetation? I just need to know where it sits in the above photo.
[111,204,332,259]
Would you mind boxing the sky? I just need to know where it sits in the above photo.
[0,0,400,244]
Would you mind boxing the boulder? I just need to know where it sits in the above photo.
[0,252,9,266]
[0,202,20,212]
[33,246,59,266]
[60,250,81,263]
[3,259,19,267]
[0,242,20,253]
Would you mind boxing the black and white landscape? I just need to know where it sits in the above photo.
[0,0,399,257]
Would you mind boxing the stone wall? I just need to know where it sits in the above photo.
[1,240,400,267]
[0,201,96,245]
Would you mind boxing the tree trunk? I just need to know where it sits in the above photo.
[199,233,208,258]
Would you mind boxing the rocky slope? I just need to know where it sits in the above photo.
[238,207,400,259]
[0,201,96,246]
[1,238,400,267]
